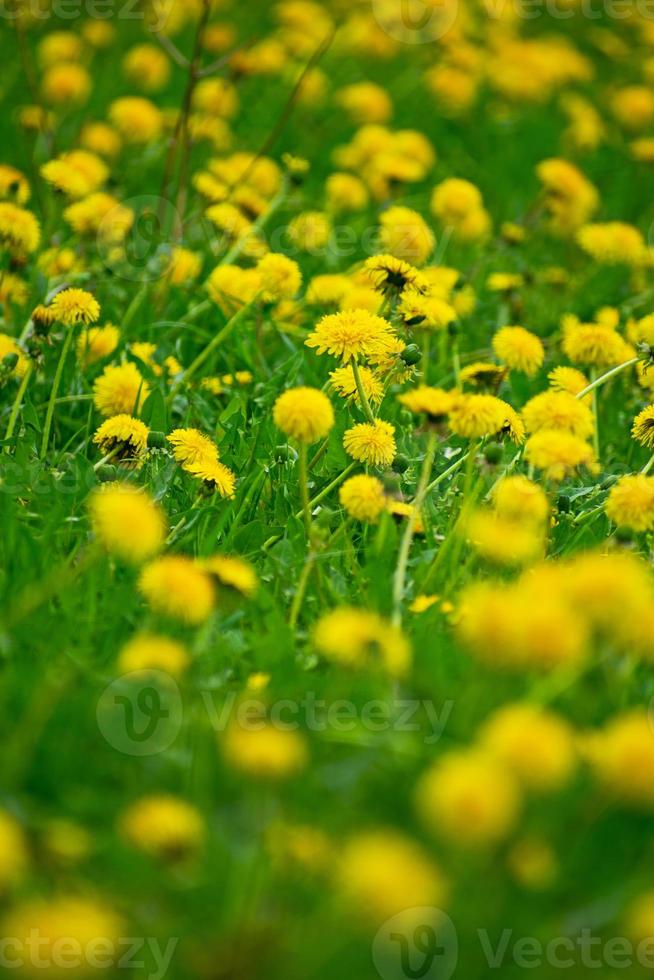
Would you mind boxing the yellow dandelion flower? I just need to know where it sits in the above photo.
[185,458,236,498]
[398,385,453,421]
[588,710,654,806]
[93,362,149,418]
[480,703,576,793]
[363,253,424,295]
[522,390,594,439]
[139,556,215,624]
[256,253,302,302]
[221,721,308,779]
[118,633,190,677]
[123,43,171,92]
[465,509,544,567]
[2,898,122,971]
[165,246,202,286]
[387,499,425,533]
[577,222,650,266]
[120,795,203,859]
[378,205,435,265]
[40,150,108,199]
[306,308,397,363]
[547,365,589,397]
[492,326,544,376]
[287,210,331,251]
[449,393,513,440]
[605,474,654,532]
[313,606,411,676]
[0,202,40,255]
[77,324,120,366]
[486,272,524,293]
[167,428,218,466]
[343,419,396,467]
[339,474,387,522]
[42,63,91,105]
[50,288,100,326]
[336,830,446,925]
[273,386,335,444]
[201,555,258,597]
[562,322,633,367]
[459,362,508,391]
[524,429,596,481]
[0,164,30,204]
[416,749,521,847]
[397,289,457,331]
[108,96,163,143]
[93,415,149,465]
[88,483,166,564]
[0,334,29,378]
[493,475,549,525]
[632,405,654,448]
[329,364,383,406]
[64,192,134,241]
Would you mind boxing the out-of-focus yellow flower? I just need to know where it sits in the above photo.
[416,748,521,847]
[139,556,216,624]
[88,483,166,564]
[336,830,446,924]
[120,795,204,859]
[313,606,411,676]
[480,703,576,792]
[117,633,190,677]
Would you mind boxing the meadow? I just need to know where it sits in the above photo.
[2,0,654,977]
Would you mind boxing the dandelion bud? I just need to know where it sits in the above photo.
[484,443,503,465]
[400,343,421,366]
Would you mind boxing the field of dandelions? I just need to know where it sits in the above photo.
[5,1,654,978]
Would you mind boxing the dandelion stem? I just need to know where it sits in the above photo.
[424,450,469,495]
[575,357,637,400]
[641,452,654,475]
[298,443,312,538]
[392,431,438,626]
[589,367,600,460]
[4,362,33,451]
[93,447,120,471]
[351,358,376,424]
[289,549,315,630]
[451,335,461,387]
[40,328,74,461]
